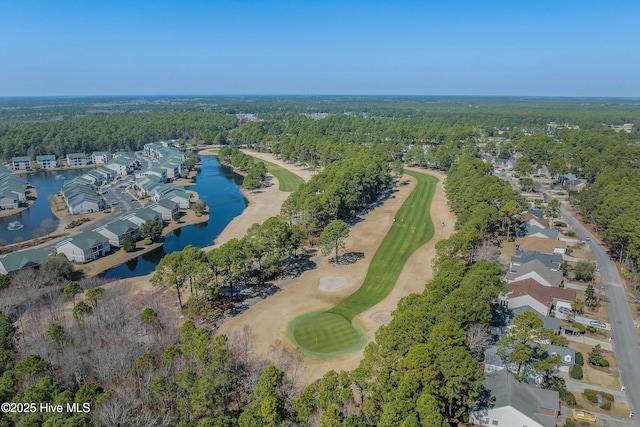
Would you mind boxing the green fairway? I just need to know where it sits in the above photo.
[290,170,438,356]
[253,158,305,192]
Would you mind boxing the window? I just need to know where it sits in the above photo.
[492,421,499,426]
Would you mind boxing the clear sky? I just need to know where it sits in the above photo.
[1,0,638,97]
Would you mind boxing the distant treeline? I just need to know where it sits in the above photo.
[2,96,640,160]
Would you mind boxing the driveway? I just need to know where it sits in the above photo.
[560,205,640,426]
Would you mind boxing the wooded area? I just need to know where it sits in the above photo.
[1,96,639,426]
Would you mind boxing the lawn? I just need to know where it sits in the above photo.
[290,170,438,356]
[254,158,305,192]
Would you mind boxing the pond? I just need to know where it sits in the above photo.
[0,168,88,244]
[103,155,247,278]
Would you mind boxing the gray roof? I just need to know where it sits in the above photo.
[525,226,559,240]
[546,345,575,365]
[506,259,563,286]
[483,345,505,369]
[36,154,56,161]
[511,250,562,271]
[491,305,560,336]
[479,370,559,427]
[12,156,31,162]
[526,207,545,219]
[511,305,560,332]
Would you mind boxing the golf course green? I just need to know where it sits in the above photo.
[290,169,438,356]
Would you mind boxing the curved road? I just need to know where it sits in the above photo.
[560,206,639,424]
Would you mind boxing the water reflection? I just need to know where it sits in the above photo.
[103,156,246,279]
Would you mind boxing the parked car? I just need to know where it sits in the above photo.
[558,307,573,315]
[590,320,607,329]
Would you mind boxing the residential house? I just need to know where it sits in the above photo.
[147,199,179,220]
[122,207,163,227]
[61,179,106,215]
[66,153,87,166]
[526,207,545,219]
[35,155,57,169]
[546,345,576,371]
[94,219,139,247]
[491,305,561,336]
[510,250,562,271]
[11,156,32,171]
[135,177,162,198]
[140,165,168,182]
[499,278,576,317]
[469,370,560,427]
[525,226,559,240]
[151,184,191,208]
[56,231,110,263]
[0,194,18,210]
[91,151,112,165]
[506,259,564,287]
[483,342,575,376]
[105,158,133,176]
[523,212,551,229]
[0,248,49,275]
[515,236,567,255]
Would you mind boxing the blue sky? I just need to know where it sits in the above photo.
[1,0,638,97]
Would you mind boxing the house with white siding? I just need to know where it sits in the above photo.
[94,219,139,247]
[147,199,179,220]
[35,155,57,169]
[56,231,110,263]
[105,158,134,176]
[66,153,87,166]
[122,207,163,227]
[11,156,32,171]
[91,151,112,165]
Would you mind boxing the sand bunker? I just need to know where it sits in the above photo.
[370,311,392,325]
[318,276,348,291]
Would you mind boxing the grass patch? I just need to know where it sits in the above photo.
[330,170,437,319]
[253,158,305,192]
[290,311,366,357]
[290,170,438,355]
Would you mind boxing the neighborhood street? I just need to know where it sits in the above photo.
[560,206,640,426]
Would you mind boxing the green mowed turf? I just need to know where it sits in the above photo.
[330,170,437,319]
[254,158,304,192]
[290,170,438,355]
[290,312,366,356]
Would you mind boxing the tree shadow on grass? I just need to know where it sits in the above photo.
[329,252,365,266]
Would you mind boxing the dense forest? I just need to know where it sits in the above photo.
[0,96,639,426]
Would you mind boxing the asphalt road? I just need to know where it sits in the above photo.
[560,206,640,425]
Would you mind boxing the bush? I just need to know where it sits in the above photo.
[560,389,577,406]
[584,389,599,403]
[570,365,583,380]
[586,326,597,333]
[555,221,567,227]
[600,401,611,411]
[601,392,614,402]
[571,322,586,333]
[579,421,590,426]
[575,352,584,366]
[564,418,575,427]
